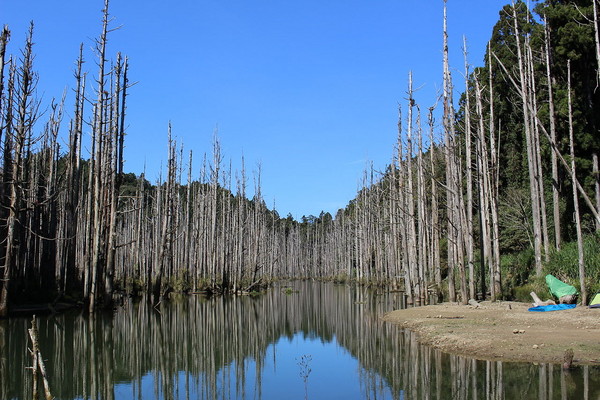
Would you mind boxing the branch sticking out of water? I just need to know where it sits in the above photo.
[297,354,312,400]
[28,316,53,400]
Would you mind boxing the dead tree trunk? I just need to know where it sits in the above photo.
[567,60,587,305]
[594,154,600,232]
[406,72,420,304]
[462,37,475,300]
[513,4,543,276]
[544,19,562,248]
[427,107,442,296]
[442,0,466,303]
[0,24,36,317]
[594,0,600,84]
[487,44,502,299]
[0,25,9,142]
[88,0,111,312]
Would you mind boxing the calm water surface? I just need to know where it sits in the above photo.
[1,281,599,399]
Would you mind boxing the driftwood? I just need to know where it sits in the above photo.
[468,299,481,308]
[28,316,53,400]
[530,292,556,307]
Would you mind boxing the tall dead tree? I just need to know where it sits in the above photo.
[152,125,177,303]
[594,0,600,83]
[0,24,38,317]
[526,41,550,261]
[543,19,562,248]
[593,0,600,232]
[405,72,420,304]
[487,44,501,299]
[416,106,429,304]
[442,0,467,303]
[513,3,544,275]
[104,53,128,307]
[567,60,587,305]
[462,37,475,300]
[87,0,111,311]
[0,26,9,141]
[427,107,442,293]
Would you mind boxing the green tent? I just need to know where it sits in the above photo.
[590,293,600,306]
[545,274,578,299]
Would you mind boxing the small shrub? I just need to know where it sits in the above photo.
[544,233,600,281]
[512,276,551,303]
[500,249,535,290]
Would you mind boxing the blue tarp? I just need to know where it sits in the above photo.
[528,304,577,312]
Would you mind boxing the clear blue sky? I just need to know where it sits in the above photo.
[3,0,510,220]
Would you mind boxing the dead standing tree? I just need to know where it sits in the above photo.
[512,2,545,276]
[0,23,39,317]
[442,0,468,304]
[405,73,420,304]
[567,60,587,305]
[87,0,128,311]
[462,37,476,300]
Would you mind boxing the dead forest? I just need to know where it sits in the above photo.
[1,0,600,315]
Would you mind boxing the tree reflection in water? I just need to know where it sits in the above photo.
[0,281,598,399]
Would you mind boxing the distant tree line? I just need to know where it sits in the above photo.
[1,0,599,314]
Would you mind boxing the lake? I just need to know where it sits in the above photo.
[1,281,598,399]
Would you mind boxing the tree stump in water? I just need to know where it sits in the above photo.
[563,348,574,369]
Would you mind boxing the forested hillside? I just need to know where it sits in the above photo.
[1,0,599,315]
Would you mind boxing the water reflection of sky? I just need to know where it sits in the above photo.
[113,332,394,400]
[260,333,382,400]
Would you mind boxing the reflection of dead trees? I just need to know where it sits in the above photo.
[2,283,599,399]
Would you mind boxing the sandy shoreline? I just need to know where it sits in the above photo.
[381,301,600,365]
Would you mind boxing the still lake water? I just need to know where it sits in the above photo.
[1,281,599,399]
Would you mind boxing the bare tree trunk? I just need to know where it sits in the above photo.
[544,19,562,249]
[594,0,600,84]
[0,25,9,143]
[567,60,587,305]
[527,43,550,262]
[427,108,442,296]
[103,54,128,307]
[442,0,465,303]
[513,4,543,275]
[594,154,600,232]
[488,44,501,299]
[443,0,455,302]
[416,107,429,303]
[462,37,475,300]
[474,75,494,300]
[88,0,111,312]
[0,24,36,317]
[406,72,420,305]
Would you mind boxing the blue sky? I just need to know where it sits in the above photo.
[3,0,510,220]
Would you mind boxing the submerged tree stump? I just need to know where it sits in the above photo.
[563,348,574,370]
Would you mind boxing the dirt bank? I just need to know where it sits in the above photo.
[382,301,600,365]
